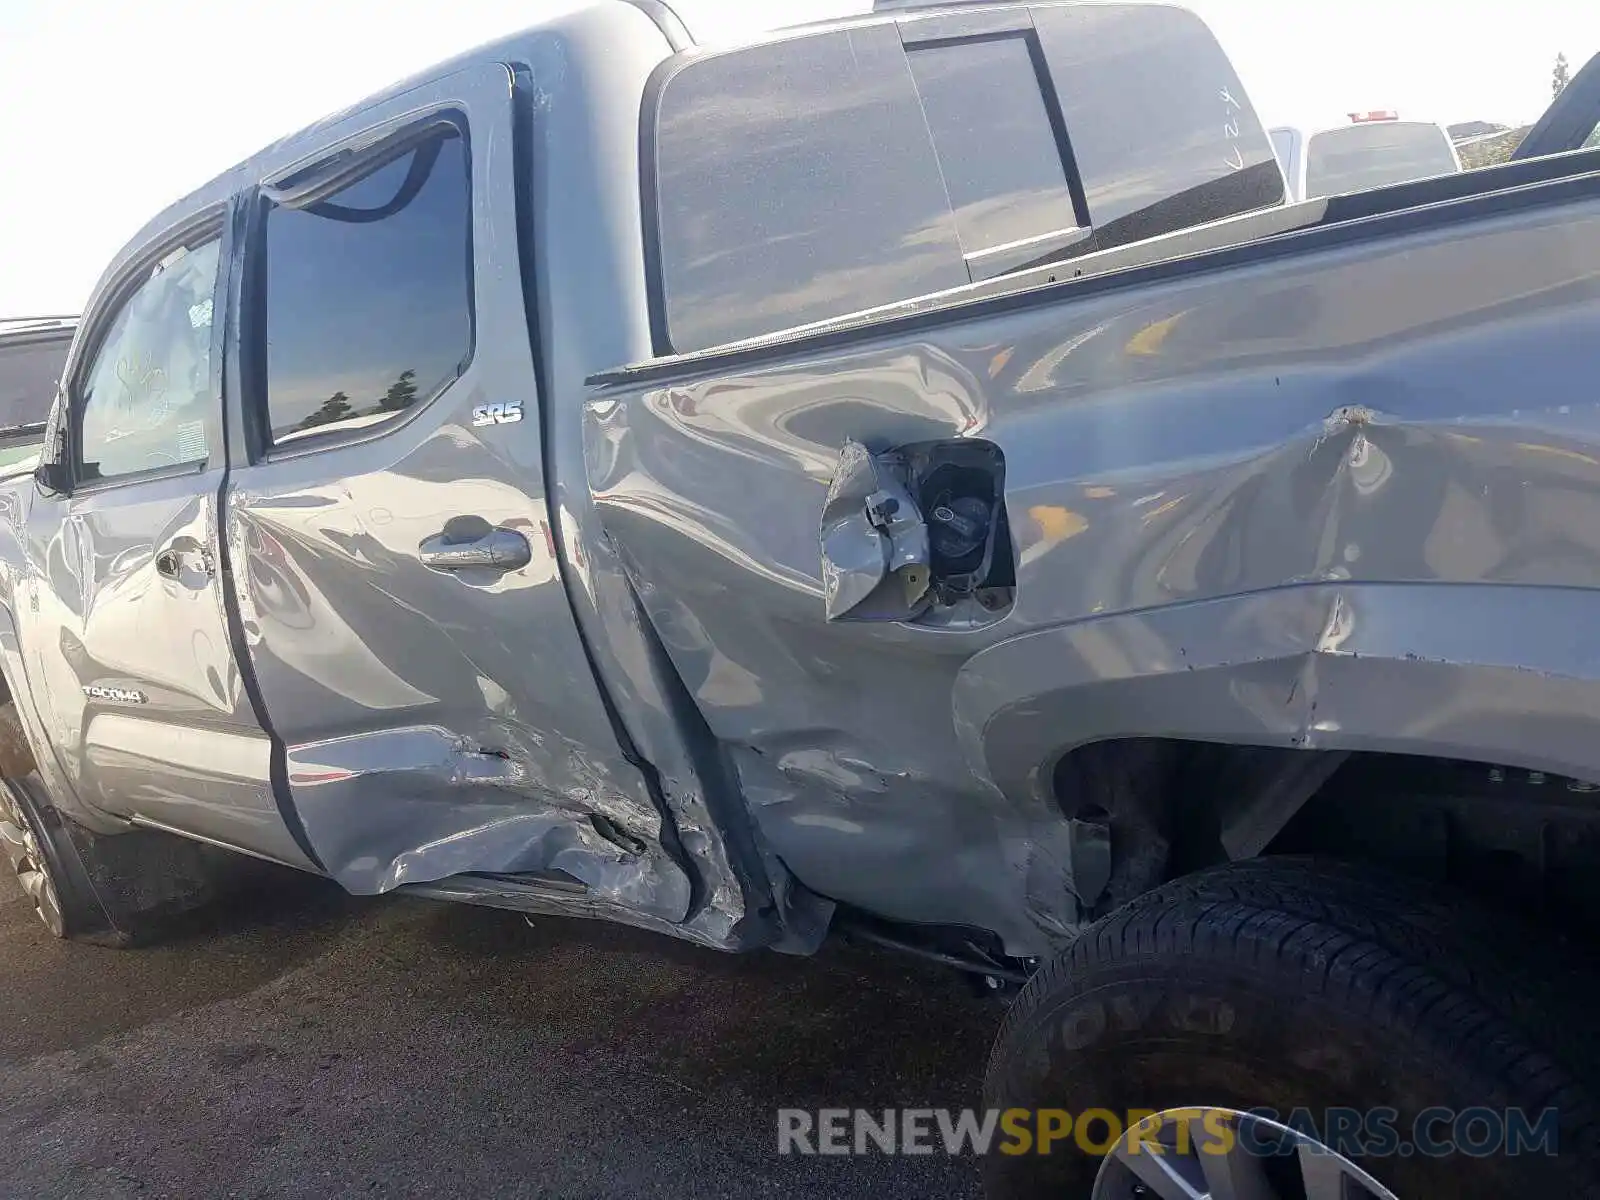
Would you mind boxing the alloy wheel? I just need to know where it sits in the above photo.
[1092,1106,1399,1200]
[0,781,65,936]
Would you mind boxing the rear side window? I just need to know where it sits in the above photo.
[260,127,472,447]
[0,332,69,471]
[903,35,1080,258]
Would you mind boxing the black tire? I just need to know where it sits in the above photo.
[0,701,223,946]
[1,772,132,945]
[983,856,1600,1199]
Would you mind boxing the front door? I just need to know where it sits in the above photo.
[21,218,316,870]
[220,65,693,918]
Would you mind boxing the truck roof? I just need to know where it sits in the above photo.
[95,0,1289,363]
[98,2,673,316]
[96,0,1125,325]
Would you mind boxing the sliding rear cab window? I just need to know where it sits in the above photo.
[649,3,1281,356]
[652,25,968,355]
[903,32,1084,275]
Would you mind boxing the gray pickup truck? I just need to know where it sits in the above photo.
[5,3,1600,1195]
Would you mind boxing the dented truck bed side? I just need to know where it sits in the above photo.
[587,170,1600,954]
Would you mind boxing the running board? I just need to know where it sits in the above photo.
[401,870,733,944]
[403,870,588,908]
[404,867,815,953]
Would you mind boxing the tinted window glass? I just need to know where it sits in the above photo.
[654,26,966,353]
[263,128,472,445]
[78,239,220,481]
[0,333,71,430]
[1305,122,1460,197]
[904,36,1078,255]
[653,4,1285,353]
[1032,3,1283,240]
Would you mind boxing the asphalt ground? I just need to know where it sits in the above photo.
[0,865,1003,1198]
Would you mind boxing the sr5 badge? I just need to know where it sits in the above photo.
[472,401,523,427]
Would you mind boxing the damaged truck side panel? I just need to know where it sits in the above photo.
[0,7,780,953]
[216,58,701,926]
[589,187,1600,954]
[14,9,1600,1194]
[3,0,1600,972]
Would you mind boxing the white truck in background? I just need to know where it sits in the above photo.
[1271,111,1462,200]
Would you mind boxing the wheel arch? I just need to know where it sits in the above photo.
[0,598,29,777]
[955,582,1600,807]
[0,595,118,833]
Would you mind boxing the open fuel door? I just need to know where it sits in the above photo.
[821,438,1014,624]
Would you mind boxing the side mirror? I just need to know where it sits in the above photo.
[33,407,71,496]
[33,458,70,496]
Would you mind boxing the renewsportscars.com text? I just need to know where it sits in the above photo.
[777,1106,1559,1158]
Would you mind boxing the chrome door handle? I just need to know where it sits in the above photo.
[155,537,214,583]
[419,526,532,573]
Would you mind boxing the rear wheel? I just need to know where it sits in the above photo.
[983,856,1600,1199]
[0,700,224,946]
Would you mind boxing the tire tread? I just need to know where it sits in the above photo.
[986,856,1600,1194]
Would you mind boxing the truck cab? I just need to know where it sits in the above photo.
[2,0,1287,940]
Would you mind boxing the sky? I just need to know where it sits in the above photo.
[1,0,1596,316]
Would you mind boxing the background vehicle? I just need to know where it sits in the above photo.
[1268,123,1306,199]
[0,316,75,472]
[1274,111,1463,199]
[3,3,1600,1195]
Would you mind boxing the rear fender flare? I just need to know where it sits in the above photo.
[953,583,1600,806]
[0,599,120,834]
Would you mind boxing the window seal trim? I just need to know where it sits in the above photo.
[963,224,1087,260]
[261,114,463,211]
[638,51,682,358]
[66,459,210,499]
[962,224,1092,283]
[897,7,1033,45]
